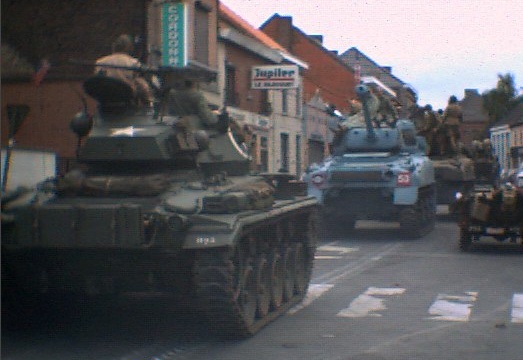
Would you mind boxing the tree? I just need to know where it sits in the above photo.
[482,73,518,124]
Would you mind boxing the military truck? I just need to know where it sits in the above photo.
[1,65,319,338]
[455,183,523,251]
[305,85,436,238]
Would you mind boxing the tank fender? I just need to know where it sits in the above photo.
[182,198,318,249]
[394,186,419,205]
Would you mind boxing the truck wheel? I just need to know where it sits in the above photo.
[459,227,472,251]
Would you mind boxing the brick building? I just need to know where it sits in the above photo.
[459,89,490,148]
[218,4,308,174]
[260,14,356,164]
[1,0,220,173]
[339,47,417,117]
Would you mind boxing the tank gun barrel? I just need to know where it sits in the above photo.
[355,84,377,141]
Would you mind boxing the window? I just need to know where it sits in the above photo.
[225,63,237,106]
[194,2,209,65]
[296,134,301,176]
[282,89,288,115]
[260,136,268,172]
[280,133,289,172]
[295,88,301,116]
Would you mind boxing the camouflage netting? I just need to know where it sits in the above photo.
[203,180,275,213]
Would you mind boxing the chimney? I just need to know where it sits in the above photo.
[382,66,392,73]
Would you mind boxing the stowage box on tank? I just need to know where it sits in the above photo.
[305,85,436,237]
[1,66,320,338]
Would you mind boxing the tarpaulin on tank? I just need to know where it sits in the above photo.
[57,169,171,196]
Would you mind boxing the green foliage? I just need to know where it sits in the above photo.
[482,73,518,124]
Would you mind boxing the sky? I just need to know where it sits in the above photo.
[221,0,522,110]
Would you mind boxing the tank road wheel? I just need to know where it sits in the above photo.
[255,254,271,318]
[268,250,284,310]
[459,227,472,251]
[195,248,257,337]
[281,245,295,302]
[293,242,308,295]
[236,258,257,328]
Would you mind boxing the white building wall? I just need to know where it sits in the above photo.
[269,83,304,175]
[490,124,511,172]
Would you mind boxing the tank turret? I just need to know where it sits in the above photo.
[332,84,426,156]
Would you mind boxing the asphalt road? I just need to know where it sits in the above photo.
[2,214,522,360]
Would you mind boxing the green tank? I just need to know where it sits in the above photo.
[2,66,319,337]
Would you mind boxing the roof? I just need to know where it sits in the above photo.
[219,3,286,52]
[219,4,308,69]
[340,47,417,96]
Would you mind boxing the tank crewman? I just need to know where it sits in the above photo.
[442,95,463,155]
[348,98,362,115]
[374,87,399,127]
[168,79,235,145]
[436,109,444,123]
[95,34,156,106]
[168,80,219,127]
[421,105,439,153]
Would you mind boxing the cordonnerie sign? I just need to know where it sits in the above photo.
[251,65,299,89]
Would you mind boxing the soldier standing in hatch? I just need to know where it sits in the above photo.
[442,95,463,155]
[95,34,156,106]
[375,87,399,127]
[421,105,439,155]
[168,80,220,128]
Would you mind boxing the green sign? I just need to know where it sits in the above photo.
[162,2,186,67]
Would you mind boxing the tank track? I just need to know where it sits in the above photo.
[399,185,436,238]
[194,207,318,338]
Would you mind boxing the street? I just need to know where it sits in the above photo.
[2,213,522,360]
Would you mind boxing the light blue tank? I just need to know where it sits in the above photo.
[306,85,436,238]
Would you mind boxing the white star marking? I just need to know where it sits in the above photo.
[110,126,145,137]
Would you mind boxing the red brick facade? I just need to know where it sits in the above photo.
[1,0,148,171]
[261,15,356,112]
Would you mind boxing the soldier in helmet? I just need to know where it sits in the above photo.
[442,95,463,155]
[374,87,398,127]
[95,34,156,106]
[421,105,439,154]
[168,80,220,128]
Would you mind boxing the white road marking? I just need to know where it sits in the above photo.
[316,245,360,254]
[314,255,343,260]
[427,292,478,321]
[337,287,406,318]
[511,293,523,323]
[288,283,334,315]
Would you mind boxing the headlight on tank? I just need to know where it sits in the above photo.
[164,214,189,231]
[311,173,325,186]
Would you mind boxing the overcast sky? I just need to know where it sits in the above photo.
[221,0,522,110]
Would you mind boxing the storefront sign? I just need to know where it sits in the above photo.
[161,2,187,67]
[251,65,299,89]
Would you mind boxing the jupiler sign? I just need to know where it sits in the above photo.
[251,65,299,90]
